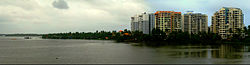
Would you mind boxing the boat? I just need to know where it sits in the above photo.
[24,37,31,39]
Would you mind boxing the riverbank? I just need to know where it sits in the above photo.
[119,40,250,47]
[42,29,250,46]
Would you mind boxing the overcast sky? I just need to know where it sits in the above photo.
[0,0,249,34]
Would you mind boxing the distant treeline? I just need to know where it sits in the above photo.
[42,26,250,45]
[3,34,43,36]
[42,31,113,40]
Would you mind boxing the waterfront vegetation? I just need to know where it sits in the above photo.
[42,25,250,45]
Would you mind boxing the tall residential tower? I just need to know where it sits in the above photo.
[154,11,182,33]
[183,11,208,34]
[211,7,244,39]
[131,12,155,34]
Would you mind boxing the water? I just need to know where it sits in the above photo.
[0,36,250,64]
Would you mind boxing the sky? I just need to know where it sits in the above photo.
[0,0,249,34]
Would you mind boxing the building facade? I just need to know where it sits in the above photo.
[183,12,208,34]
[131,12,155,34]
[211,7,244,39]
[149,13,155,34]
[154,11,182,33]
[131,16,139,32]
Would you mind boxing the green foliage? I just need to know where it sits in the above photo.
[42,30,113,40]
[43,25,250,45]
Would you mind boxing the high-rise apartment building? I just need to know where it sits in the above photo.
[211,7,244,39]
[131,12,155,34]
[154,11,182,33]
[183,11,208,34]
[149,13,155,34]
[131,16,139,32]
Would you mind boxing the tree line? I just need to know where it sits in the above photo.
[42,25,250,45]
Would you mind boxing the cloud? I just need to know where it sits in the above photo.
[0,0,149,34]
[52,0,69,9]
[1,0,250,34]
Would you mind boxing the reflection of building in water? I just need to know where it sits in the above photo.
[166,45,246,59]
[168,46,209,58]
[172,50,208,58]
[211,44,244,59]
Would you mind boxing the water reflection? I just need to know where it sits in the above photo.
[157,44,250,59]
[1,36,250,64]
[212,44,244,59]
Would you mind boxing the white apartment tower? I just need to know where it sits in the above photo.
[131,12,155,34]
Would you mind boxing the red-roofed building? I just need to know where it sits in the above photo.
[155,11,182,33]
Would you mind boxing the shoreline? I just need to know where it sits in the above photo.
[42,37,250,46]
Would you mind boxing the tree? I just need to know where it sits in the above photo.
[248,25,250,31]
[248,25,250,35]
[244,27,247,33]
[152,28,165,36]
[229,28,233,33]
